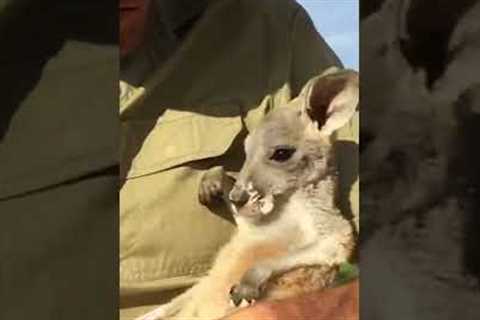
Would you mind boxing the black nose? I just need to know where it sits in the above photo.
[229,186,249,207]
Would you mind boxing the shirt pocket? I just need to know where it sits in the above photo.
[121,104,243,179]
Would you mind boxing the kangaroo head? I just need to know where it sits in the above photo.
[229,68,359,216]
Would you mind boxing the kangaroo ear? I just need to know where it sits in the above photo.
[303,68,359,136]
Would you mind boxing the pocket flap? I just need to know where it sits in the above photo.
[122,108,242,179]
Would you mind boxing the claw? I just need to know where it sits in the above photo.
[231,296,242,307]
[229,284,259,309]
[239,299,250,308]
[229,285,243,307]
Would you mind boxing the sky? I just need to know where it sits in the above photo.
[296,0,359,70]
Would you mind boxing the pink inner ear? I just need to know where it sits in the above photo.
[307,75,348,129]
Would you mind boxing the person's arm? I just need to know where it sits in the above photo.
[223,280,358,320]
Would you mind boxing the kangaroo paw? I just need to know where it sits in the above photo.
[229,264,272,306]
[199,166,234,205]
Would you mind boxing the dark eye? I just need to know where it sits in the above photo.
[270,147,296,162]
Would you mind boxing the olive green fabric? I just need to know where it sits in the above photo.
[1,3,118,320]
[0,2,118,199]
[0,175,117,320]
[120,1,357,318]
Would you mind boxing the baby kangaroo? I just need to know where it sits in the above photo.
[136,67,359,320]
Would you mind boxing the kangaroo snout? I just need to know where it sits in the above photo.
[229,185,249,207]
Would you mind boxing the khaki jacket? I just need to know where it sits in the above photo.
[119,0,358,317]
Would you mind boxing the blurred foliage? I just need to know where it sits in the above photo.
[334,262,359,286]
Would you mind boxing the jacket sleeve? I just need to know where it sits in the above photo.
[289,5,343,97]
